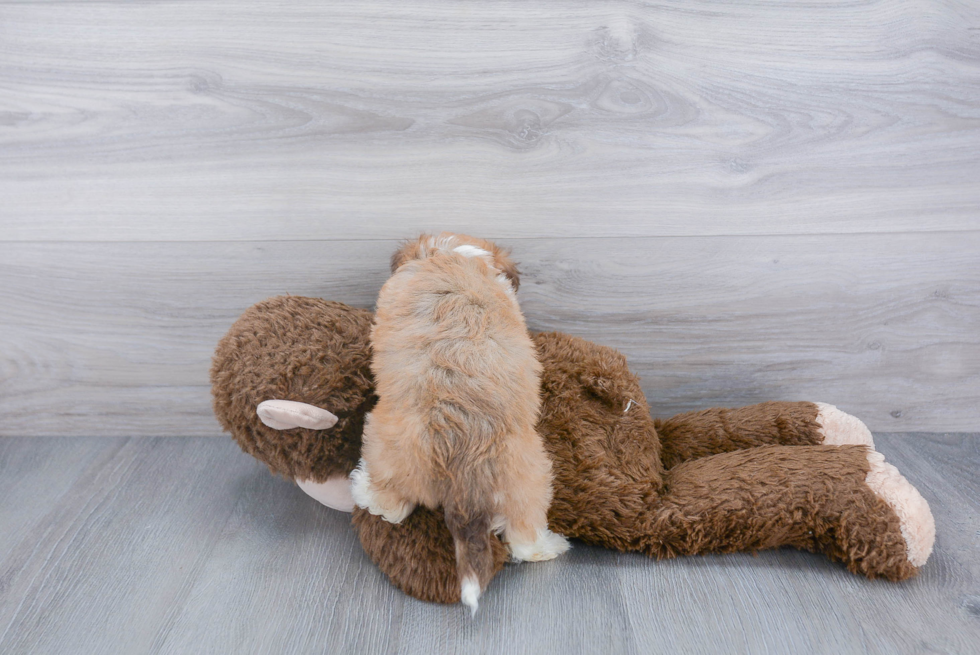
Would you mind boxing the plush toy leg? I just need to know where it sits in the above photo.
[656,401,875,469]
[637,444,933,580]
[351,444,935,603]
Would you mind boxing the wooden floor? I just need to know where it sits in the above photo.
[2,1,979,437]
[0,434,976,655]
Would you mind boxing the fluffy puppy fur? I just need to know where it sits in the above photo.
[350,233,569,613]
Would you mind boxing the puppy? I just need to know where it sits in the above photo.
[350,232,569,613]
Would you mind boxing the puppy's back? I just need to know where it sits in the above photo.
[372,240,541,442]
[371,234,545,612]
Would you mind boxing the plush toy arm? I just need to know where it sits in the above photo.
[351,505,510,604]
[632,444,934,580]
[655,401,874,470]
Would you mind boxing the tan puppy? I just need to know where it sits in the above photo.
[350,233,569,613]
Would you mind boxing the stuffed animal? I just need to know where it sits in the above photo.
[211,295,935,604]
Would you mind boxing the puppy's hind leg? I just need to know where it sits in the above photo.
[352,409,417,523]
[350,459,416,524]
[507,526,570,562]
[499,437,570,562]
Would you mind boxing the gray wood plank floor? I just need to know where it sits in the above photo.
[0,434,977,655]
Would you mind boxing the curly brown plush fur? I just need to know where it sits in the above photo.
[211,297,375,481]
[212,296,932,605]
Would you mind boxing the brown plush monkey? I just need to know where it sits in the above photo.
[211,296,934,604]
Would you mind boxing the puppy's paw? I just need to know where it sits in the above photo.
[348,460,414,524]
[349,459,375,509]
[377,501,415,524]
[815,402,875,449]
[508,529,571,562]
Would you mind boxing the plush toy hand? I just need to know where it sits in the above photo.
[255,400,354,512]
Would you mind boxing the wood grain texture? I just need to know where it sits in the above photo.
[2,234,977,436]
[0,434,976,654]
[2,1,980,240]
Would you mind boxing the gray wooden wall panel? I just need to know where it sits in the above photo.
[1,1,978,435]
[2,1,979,240]
[2,234,977,436]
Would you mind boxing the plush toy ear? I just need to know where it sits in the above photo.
[256,400,339,430]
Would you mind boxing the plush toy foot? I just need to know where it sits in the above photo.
[814,405,933,567]
[864,451,935,567]
[349,460,415,524]
[507,529,571,562]
[815,402,875,449]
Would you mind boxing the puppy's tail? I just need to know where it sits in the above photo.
[444,499,496,616]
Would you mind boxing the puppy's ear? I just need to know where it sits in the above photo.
[390,248,409,274]
[390,235,430,274]
[491,245,521,292]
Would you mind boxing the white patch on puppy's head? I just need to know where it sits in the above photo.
[393,232,522,290]
[453,244,491,259]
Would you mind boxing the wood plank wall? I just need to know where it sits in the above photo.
[2,1,978,435]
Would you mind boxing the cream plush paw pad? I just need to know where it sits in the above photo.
[815,402,875,449]
[865,451,936,567]
[508,529,571,562]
